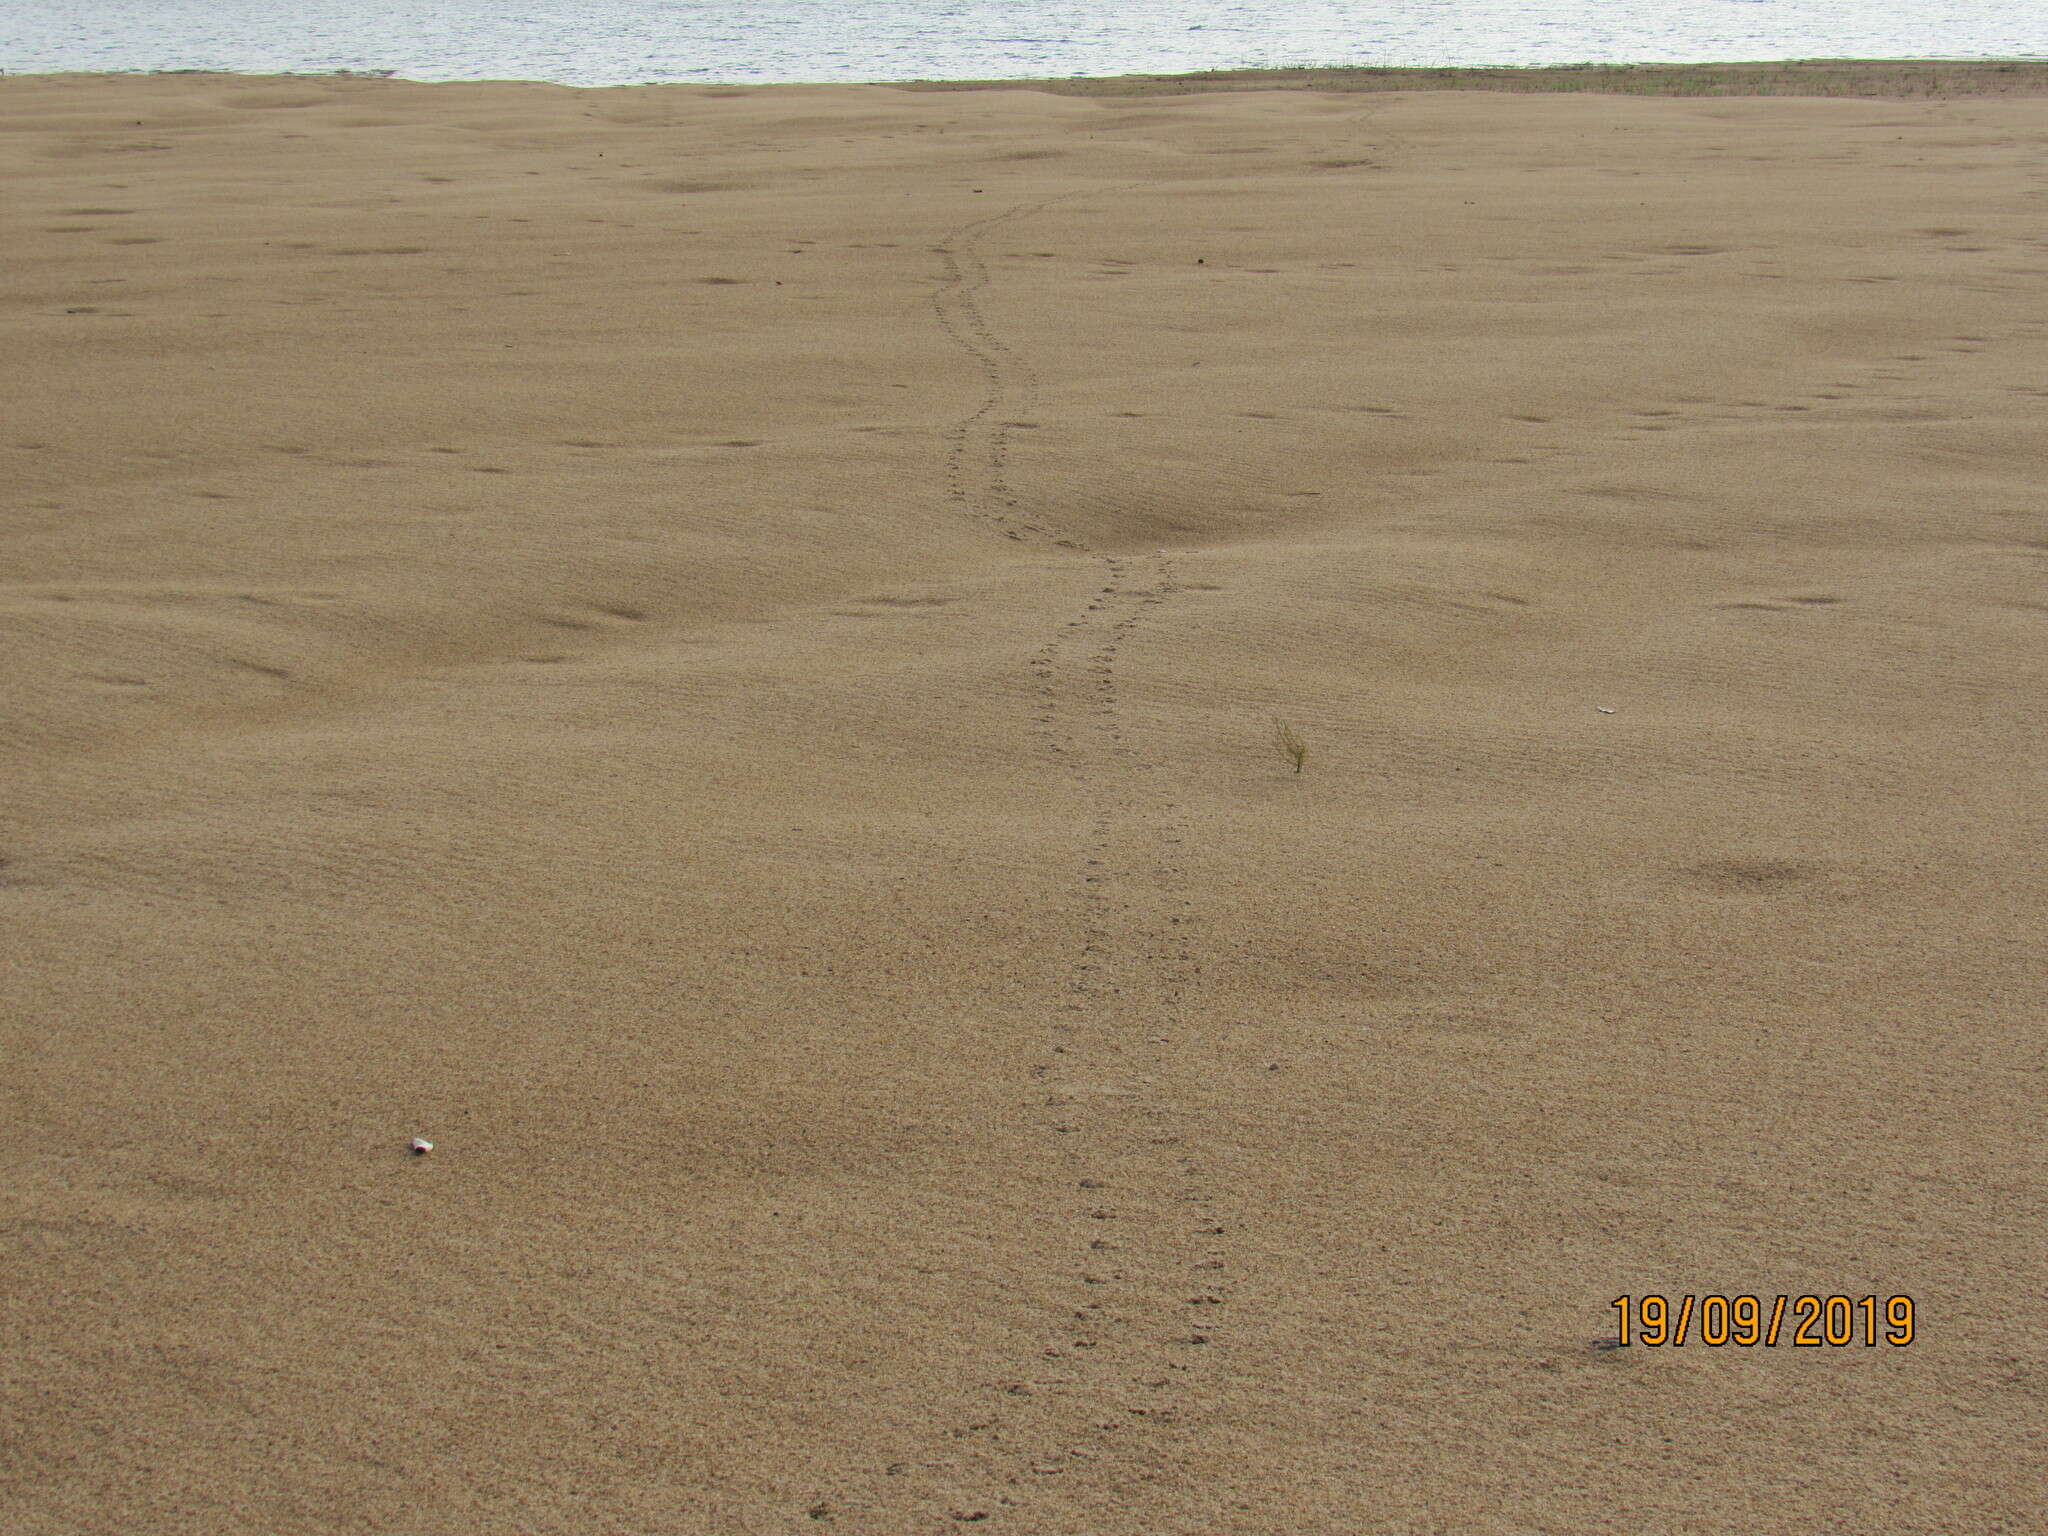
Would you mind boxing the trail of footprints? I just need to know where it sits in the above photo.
[906,189,1234,1523]
[950,549,1229,1522]
[929,199,1059,545]
[929,189,1134,549]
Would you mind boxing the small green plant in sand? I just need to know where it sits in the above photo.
[1272,719,1309,775]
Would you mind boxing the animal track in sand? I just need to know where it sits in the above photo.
[849,178,1293,1517]
[928,549,1233,1520]
[926,184,1136,546]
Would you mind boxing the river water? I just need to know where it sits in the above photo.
[2,0,2042,87]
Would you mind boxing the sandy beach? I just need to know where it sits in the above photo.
[3,69,2044,1533]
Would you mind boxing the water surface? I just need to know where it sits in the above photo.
[2,0,2042,86]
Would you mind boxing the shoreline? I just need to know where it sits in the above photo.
[8,57,2048,99]
[892,57,2048,99]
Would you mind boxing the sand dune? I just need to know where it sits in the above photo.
[3,71,2045,1533]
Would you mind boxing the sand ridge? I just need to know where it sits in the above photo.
[3,71,2045,1533]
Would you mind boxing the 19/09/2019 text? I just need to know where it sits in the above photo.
[1609,1295,1916,1347]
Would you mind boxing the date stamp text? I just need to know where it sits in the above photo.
[1605,1295,1916,1348]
